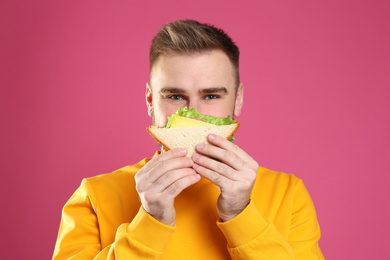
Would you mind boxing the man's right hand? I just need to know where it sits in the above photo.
[135,148,200,226]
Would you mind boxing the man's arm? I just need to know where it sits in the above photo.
[53,148,200,259]
[53,179,174,259]
[192,134,324,259]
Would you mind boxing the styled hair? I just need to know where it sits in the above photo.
[149,19,240,87]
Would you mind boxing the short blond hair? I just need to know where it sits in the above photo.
[150,19,240,87]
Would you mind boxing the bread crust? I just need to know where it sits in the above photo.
[146,127,172,152]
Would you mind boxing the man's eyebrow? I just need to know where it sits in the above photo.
[159,87,185,94]
[200,87,228,94]
[159,87,229,94]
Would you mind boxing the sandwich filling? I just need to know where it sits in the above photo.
[168,115,213,128]
[165,107,236,128]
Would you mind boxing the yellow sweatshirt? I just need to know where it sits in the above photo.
[53,153,324,259]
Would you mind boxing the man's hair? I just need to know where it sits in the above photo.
[150,19,240,88]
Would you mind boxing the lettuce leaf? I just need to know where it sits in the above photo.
[165,107,236,128]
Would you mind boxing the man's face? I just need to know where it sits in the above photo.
[146,50,243,127]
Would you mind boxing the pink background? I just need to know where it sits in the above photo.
[1,0,389,259]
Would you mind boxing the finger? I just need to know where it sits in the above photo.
[208,134,250,160]
[192,162,231,189]
[195,142,245,171]
[147,156,194,183]
[207,134,259,171]
[192,153,237,181]
[162,171,201,197]
[141,148,188,173]
[152,168,198,192]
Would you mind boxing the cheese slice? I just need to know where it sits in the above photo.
[170,115,213,128]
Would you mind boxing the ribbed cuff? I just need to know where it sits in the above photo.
[127,207,175,252]
[217,201,269,247]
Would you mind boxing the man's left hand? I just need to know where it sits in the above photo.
[192,133,259,222]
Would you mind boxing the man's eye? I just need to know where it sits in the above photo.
[168,95,183,100]
[205,95,219,100]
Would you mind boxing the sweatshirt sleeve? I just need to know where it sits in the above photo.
[52,178,175,260]
[217,180,324,260]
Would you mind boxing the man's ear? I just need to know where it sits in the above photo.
[234,83,244,117]
[146,83,153,117]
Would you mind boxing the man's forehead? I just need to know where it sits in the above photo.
[153,50,215,64]
[149,50,237,92]
[151,50,233,71]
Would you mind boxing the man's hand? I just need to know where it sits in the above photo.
[135,148,201,226]
[192,134,258,222]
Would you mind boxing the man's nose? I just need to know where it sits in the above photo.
[187,99,201,113]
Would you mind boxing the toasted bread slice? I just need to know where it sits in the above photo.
[147,123,240,157]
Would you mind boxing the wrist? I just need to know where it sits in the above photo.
[218,200,250,222]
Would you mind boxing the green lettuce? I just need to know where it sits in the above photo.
[165,107,236,128]
[164,107,237,141]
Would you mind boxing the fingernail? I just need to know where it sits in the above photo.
[208,134,215,140]
[180,148,187,155]
[193,163,199,168]
[197,143,205,150]
[193,153,200,160]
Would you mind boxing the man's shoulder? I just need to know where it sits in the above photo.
[87,165,136,183]
[83,154,156,191]
[255,166,303,193]
[257,166,301,181]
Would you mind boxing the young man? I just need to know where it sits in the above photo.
[53,20,324,259]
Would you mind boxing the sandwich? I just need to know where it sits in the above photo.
[147,107,240,157]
